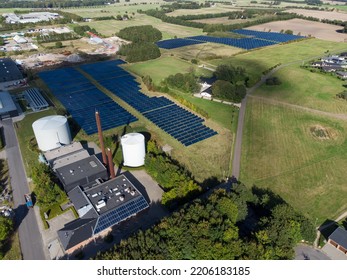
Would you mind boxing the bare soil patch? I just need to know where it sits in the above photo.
[286,8,347,21]
[246,18,347,42]
[309,124,338,140]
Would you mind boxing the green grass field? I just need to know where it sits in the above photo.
[209,39,347,86]
[124,56,210,85]
[76,14,204,39]
[254,65,347,114]
[241,97,347,222]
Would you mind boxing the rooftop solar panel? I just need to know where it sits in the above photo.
[94,195,149,234]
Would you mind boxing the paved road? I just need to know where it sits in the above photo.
[295,244,330,260]
[2,119,46,260]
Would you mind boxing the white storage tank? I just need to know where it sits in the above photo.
[121,133,145,167]
[32,115,72,152]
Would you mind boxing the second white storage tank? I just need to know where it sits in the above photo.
[121,133,145,167]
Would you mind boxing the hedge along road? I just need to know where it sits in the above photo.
[231,49,347,179]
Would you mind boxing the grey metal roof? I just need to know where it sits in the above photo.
[0,91,17,115]
[329,227,347,249]
[55,155,106,188]
[58,218,97,251]
[0,58,23,82]
[68,186,98,219]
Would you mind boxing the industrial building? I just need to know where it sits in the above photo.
[43,142,90,170]
[0,58,23,83]
[58,174,149,253]
[4,12,61,24]
[55,154,108,193]
[0,91,18,119]
[32,115,72,152]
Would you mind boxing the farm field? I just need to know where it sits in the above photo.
[77,15,204,39]
[286,8,347,21]
[65,2,163,18]
[166,5,240,17]
[254,65,347,114]
[190,14,272,25]
[210,38,347,86]
[241,97,347,222]
[246,18,347,42]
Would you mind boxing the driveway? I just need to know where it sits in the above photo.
[295,244,331,260]
[322,243,347,260]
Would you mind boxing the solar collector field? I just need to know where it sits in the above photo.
[80,59,217,146]
[232,29,304,42]
[38,67,137,135]
[156,30,305,50]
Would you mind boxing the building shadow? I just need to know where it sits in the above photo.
[319,219,339,240]
[121,170,150,203]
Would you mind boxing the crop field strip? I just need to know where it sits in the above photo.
[38,67,137,135]
[156,29,305,50]
[79,60,217,146]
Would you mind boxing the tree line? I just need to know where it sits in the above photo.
[144,140,202,207]
[117,25,162,63]
[96,183,315,260]
[138,9,298,33]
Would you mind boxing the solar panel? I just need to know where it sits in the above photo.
[94,196,149,234]
[39,65,137,135]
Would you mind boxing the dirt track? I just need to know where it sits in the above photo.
[246,18,347,42]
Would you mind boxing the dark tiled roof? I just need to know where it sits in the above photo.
[0,58,23,82]
[329,227,347,249]
[58,218,97,251]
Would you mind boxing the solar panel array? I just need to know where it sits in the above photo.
[156,30,305,50]
[80,59,218,146]
[187,35,277,50]
[144,105,217,146]
[24,88,49,111]
[232,29,305,43]
[38,67,137,135]
[156,38,204,49]
[94,195,149,234]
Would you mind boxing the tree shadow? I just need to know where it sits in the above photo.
[13,204,29,231]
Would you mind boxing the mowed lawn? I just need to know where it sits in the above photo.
[77,14,204,39]
[15,108,57,174]
[209,39,347,86]
[254,65,347,114]
[241,97,347,222]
